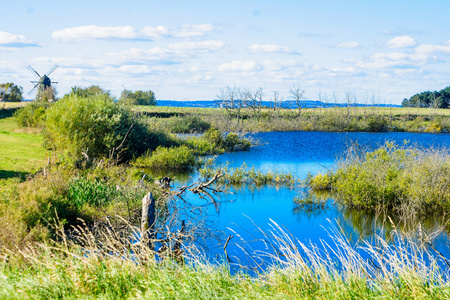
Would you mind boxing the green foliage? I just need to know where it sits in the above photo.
[133,145,196,170]
[67,85,111,98]
[119,89,156,106]
[0,82,23,102]
[67,177,117,208]
[200,163,296,185]
[44,94,174,162]
[402,86,450,108]
[306,172,334,190]
[2,218,449,299]
[183,127,252,155]
[166,115,211,133]
[223,132,251,151]
[365,115,388,132]
[14,101,50,128]
[310,142,450,214]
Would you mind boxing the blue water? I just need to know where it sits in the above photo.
[175,131,450,268]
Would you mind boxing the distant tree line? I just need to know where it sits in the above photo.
[68,85,156,106]
[402,86,450,109]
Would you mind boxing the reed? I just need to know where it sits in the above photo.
[308,142,450,215]
[1,218,449,299]
[200,163,297,186]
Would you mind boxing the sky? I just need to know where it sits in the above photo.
[1,0,450,104]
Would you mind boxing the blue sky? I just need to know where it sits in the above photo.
[1,0,450,104]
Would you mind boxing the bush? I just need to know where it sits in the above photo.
[133,146,196,170]
[309,142,450,214]
[44,94,175,162]
[166,115,211,133]
[118,89,156,106]
[14,101,51,128]
[365,116,388,132]
[67,177,117,208]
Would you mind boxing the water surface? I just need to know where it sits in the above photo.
[174,131,450,267]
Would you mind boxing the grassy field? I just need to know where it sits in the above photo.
[0,105,47,186]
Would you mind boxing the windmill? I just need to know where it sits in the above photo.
[27,64,59,101]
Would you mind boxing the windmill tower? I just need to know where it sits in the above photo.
[27,64,59,101]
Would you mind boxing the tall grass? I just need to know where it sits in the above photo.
[200,163,297,186]
[1,219,449,299]
[308,142,450,215]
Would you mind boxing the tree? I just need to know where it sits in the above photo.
[402,87,450,109]
[290,86,305,117]
[216,86,247,124]
[271,91,282,117]
[0,82,23,102]
[119,89,156,106]
[248,88,264,120]
[67,85,111,98]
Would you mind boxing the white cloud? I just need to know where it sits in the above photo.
[141,23,215,38]
[336,42,359,48]
[52,25,139,41]
[0,31,39,47]
[260,59,299,71]
[415,44,450,54]
[386,35,417,48]
[168,40,225,51]
[248,43,298,54]
[217,60,257,72]
[52,23,216,41]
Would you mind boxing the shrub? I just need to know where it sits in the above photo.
[118,89,156,106]
[365,116,388,132]
[166,115,211,133]
[133,146,196,170]
[67,177,117,208]
[44,94,175,162]
[14,101,51,128]
[223,132,251,151]
[307,172,334,191]
[309,142,450,214]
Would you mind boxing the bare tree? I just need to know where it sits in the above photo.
[271,90,282,117]
[217,86,251,124]
[216,86,238,120]
[248,88,264,120]
[290,86,306,117]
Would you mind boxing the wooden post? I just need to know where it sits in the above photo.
[141,192,156,249]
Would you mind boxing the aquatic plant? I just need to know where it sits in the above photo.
[200,163,297,186]
[133,145,196,170]
[308,142,450,215]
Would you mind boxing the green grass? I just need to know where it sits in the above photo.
[0,115,47,184]
[1,220,449,299]
[307,142,450,215]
